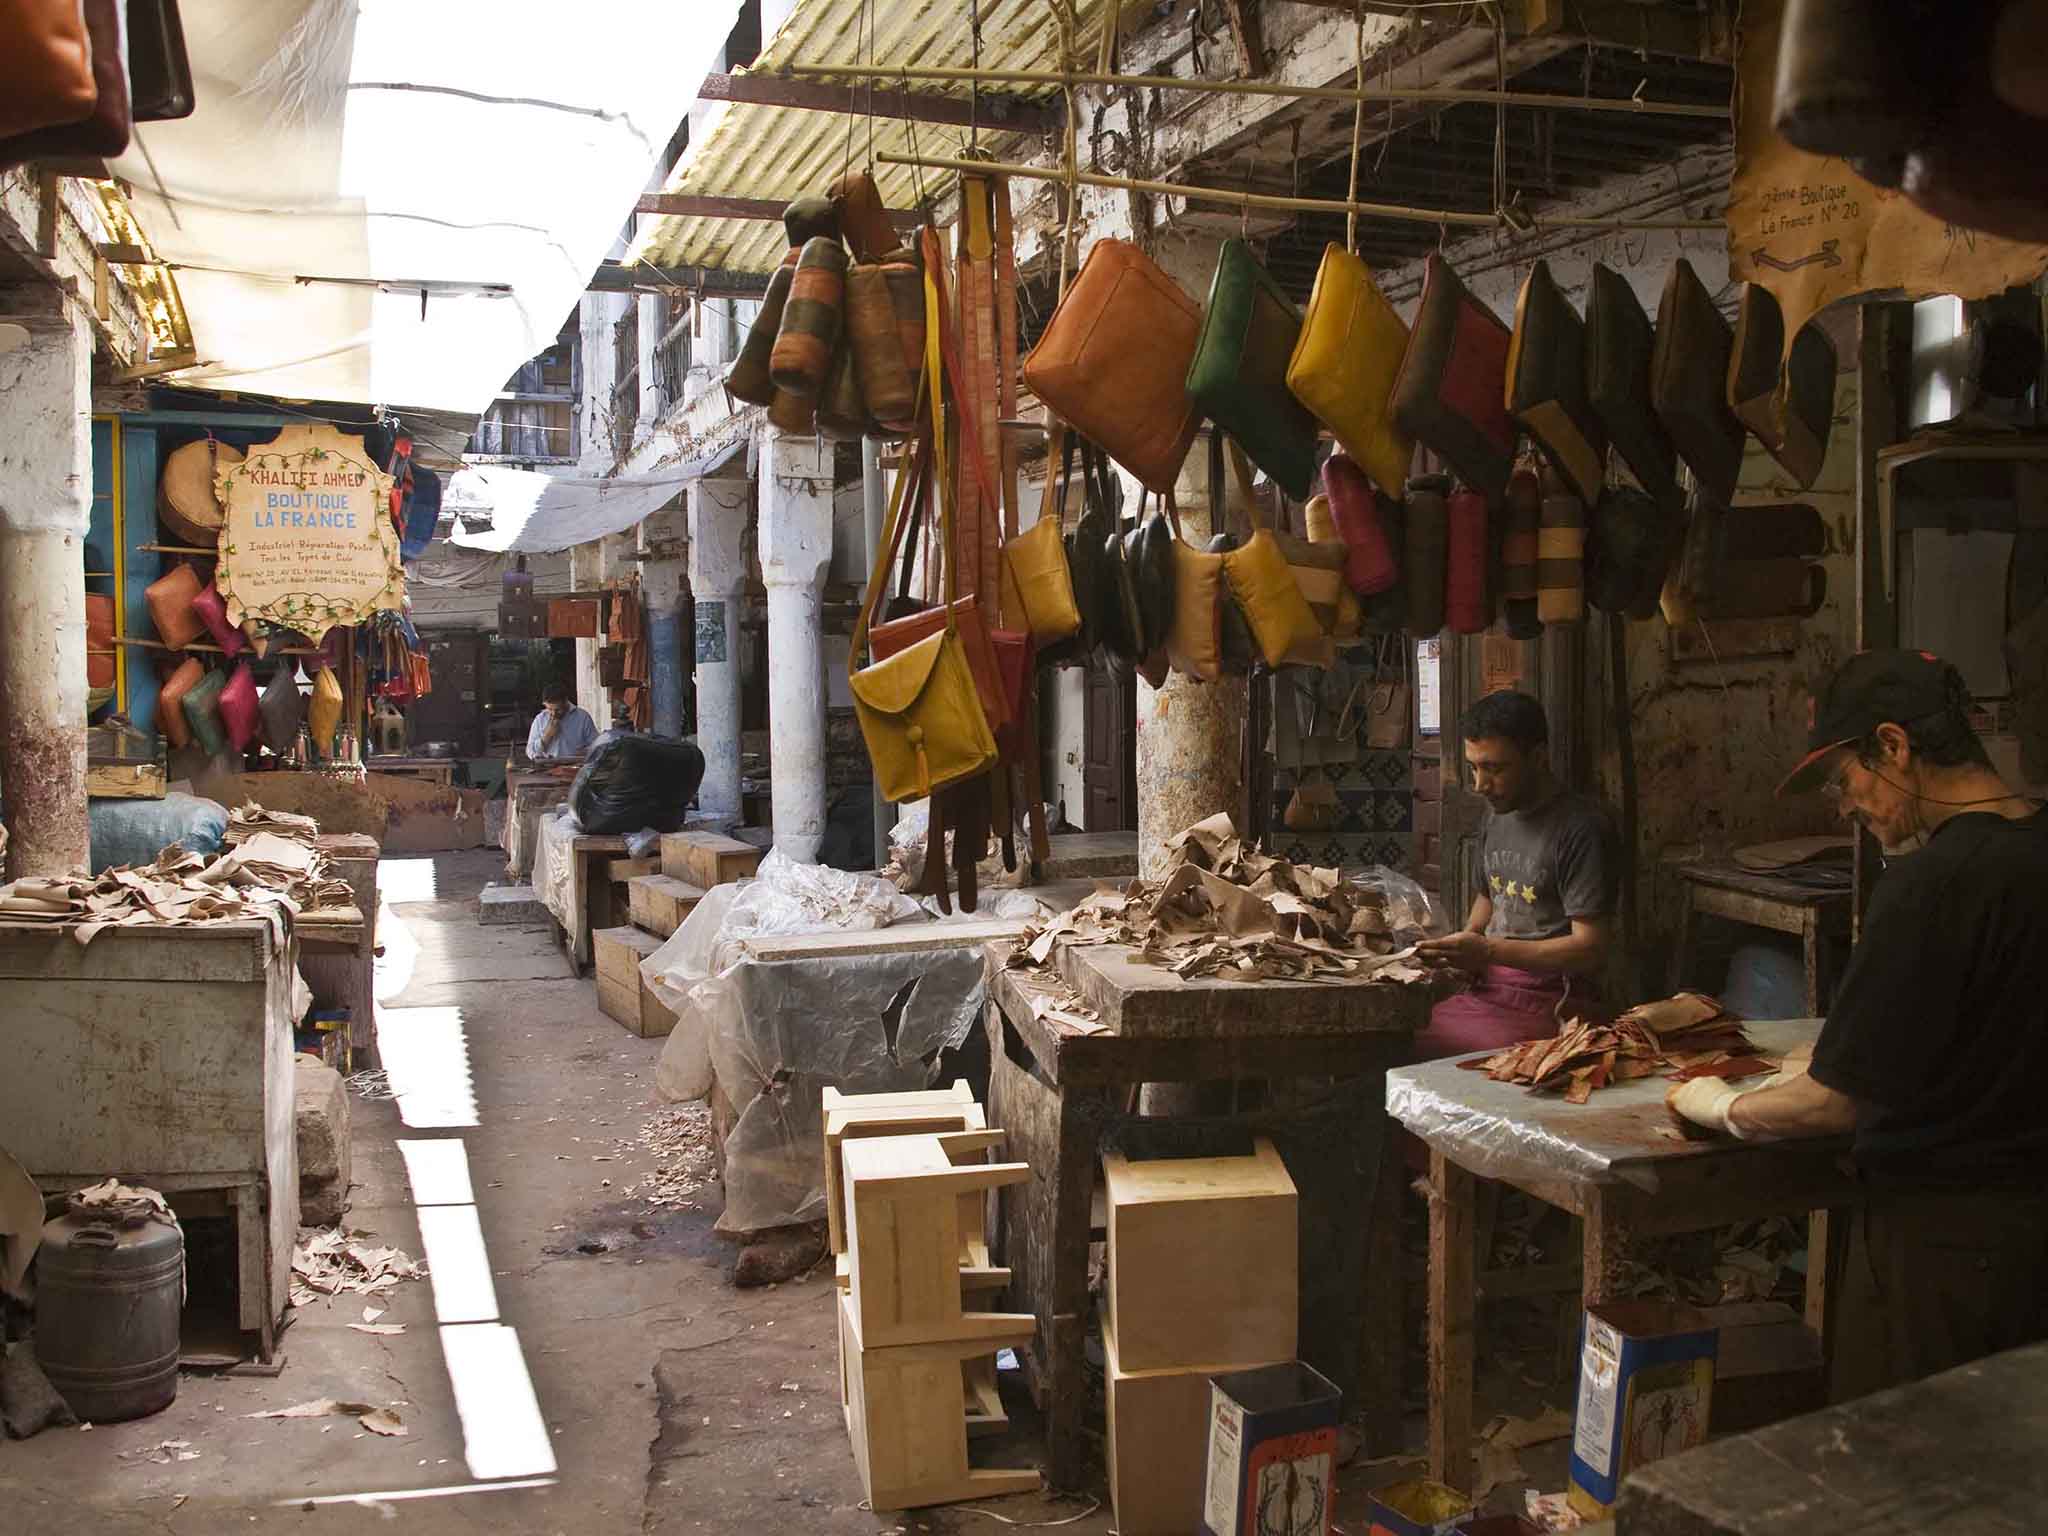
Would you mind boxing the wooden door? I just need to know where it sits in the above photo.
[409,631,488,756]
[1083,658,1137,832]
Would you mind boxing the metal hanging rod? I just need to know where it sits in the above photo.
[778,60,1729,122]
[875,150,1723,233]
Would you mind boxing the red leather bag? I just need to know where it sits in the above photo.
[219,663,260,753]
[192,580,246,657]
[1322,454,1400,596]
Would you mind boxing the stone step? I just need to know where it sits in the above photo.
[477,883,549,927]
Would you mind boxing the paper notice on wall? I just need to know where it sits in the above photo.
[215,423,402,642]
[1727,0,2048,355]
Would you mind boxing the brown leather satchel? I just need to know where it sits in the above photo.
[1021,239,1202,495]
[0,0,99,140]
[829,171,899,264]
[0,0,129,167]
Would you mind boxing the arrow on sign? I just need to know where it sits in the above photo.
[1751,239,1843,273]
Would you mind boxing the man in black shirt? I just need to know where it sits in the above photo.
[1666,650,2048,1399]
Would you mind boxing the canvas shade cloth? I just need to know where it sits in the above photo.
[110,0,739,414]
[443,436,744,554]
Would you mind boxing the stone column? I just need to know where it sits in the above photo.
[758,429,834,863]
[688,473,748,826]
[639,503,687,739]
[1132,435,1246,878]
[0,295,92,878]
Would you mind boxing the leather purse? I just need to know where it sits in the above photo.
[725,264,792,407]
[1231,440,1341,664]
[869,594,1012,737]
[1507,259,1606,504]
[1022,238,1202,495]
[0,0,99,140]
[1067,437,1122,663]
[183,666,228,756]
[146,563,205,650]
[1393,254,1517,502]
[309,665,343,757]
[1322,453,1400,596]
[1186,238,1319,500]
[1125,491,1179,660]
[219,663,260,753]
[157,657,203,748]
[1002,512,1081,646]
[1224,527,1324,670]
[191,580,246,658]
[1653,258,1746,505]
[1,0,128,167]
[128,0,195,122]
[849,266,999,803]
[259,664,304,754]
[1286,243,1415,499]
[1167,535,1227,682]
[1585,263,1680,502]
[829,170,899,263]
[1728,284,1837,490]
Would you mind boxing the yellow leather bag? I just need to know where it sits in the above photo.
[849,266,999,803]
[308,665,343,758]
[1285,244,1416,499]
[1001,513,1081,646]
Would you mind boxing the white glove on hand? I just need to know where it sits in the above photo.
[1666,1076,1768,1139]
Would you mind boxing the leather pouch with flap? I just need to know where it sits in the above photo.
[1507,259,1607,504]
[1393,254,1517,502]
[1585,262,1679,501]
[1728,283,1837,491]
[1285,243,1415,498]
[1187,238,1320,500]
[1652,258,1746,504]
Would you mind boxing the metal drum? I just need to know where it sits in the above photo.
[35,1197,183,1423]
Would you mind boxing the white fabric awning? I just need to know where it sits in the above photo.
[444,436,744,554]
[113,0,739,415]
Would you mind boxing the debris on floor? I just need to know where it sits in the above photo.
[731,1222,827,1288]
[117,1439,200,1465]
[289,1228,426,1307]
[246,1398,408,1437]
[346,1069,394,1102]
[615,1102,716,1209]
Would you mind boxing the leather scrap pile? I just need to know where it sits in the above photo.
[1011,811,1433,984]
[224,801,321,847]
[0,833,352,945]
[1459,992,1772,1104]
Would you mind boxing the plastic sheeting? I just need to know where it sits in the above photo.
[1384,1017,1820,1189]
[530,807,580,936]
[646,853,988,1234]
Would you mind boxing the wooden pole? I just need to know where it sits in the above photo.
[780,60,1729,121]
[875,150,1723,233]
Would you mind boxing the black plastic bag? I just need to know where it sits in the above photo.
[567,731,706,835]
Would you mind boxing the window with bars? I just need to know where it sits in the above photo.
[652,294,693,418]
[611,304,640,460]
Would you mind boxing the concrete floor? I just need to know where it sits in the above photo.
[0,849,1572,1534]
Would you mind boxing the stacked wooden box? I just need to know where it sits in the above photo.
[824,1083,1040,1511]
[593,833,760,1037]
[1101,1138,1300,1536]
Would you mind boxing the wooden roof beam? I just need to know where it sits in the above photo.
[697,71,1058,138]
[634,193,922,229]
[587,261,771,296]
[1284,0,1731,60]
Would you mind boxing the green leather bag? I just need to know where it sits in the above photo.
[1186,239,1320,501]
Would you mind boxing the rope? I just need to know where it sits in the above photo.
[1347,0,1365,252]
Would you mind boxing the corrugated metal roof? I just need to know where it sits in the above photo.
[631,0,1123,274]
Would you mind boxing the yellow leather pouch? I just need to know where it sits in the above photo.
[1286,243,1416,498]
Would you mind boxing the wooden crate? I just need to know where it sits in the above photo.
[1103,1312,1283,1536]
[837,1291,1038,1512]
[841,1134,1030,1349]
[659,830,764,889]
[626,873,706,939]
[1102,1136,1297,1372]
[593,925,665,1037]
[822,1080,981,1256]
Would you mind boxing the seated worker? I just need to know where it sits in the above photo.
[1413,690,1619,1058]
[1667,650,2047,1401]
[526,683,598,762]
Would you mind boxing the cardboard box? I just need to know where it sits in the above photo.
[1201,1362,1341,1536]
[1567,1301,1718,1520]
[1104,1137,1297,1373]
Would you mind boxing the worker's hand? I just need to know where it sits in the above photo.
[1416,930,1490,974]
[1665,1076,1766,1139]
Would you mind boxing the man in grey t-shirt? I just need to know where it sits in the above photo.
[1414,690,1619,1058]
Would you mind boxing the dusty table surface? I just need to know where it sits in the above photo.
[1386,1017,1829,1189]
[1053,939,1434,1037]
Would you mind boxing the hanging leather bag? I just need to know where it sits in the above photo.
[156,657,203,748]
[1728,284,1837,491]
[0,0,99,141]
[219,663,260,753]
[1221,442,1329,669]
[1322,453,1401,597]
[183,666,229,756]
[191,580,246,658]
[846,258,920,427]
[1501,460,1543,639]
[1403,474,1451,638]
[127,0,196,123]
[147,563,205,650]
[259,663,304,754]
[1002,507,1081,647]
[1286,243,1416,499]
[1021,239,1203,495]
[828,170,898,263]
[1585,262,1680,501]
[1587,484,1681,617]
[1,0,129,167]
[725,264,792,407]
[1393,254,1518,502]
[849,268,999,802]
[770,237,849,399]
[1652,258,1746,505]
[1364,634,1412,751]
[1506,259,1607,504]
[309,665,343,758]
[1186,238,1319,500]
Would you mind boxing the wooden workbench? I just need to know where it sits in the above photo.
[504,766,575,880]
[0,918,299,1360]
[560,832,629,971]
[1670,859,1852,1016]
[364,755,459,788]
[1385,1018,1861,1495]
[985,939,1431,1488]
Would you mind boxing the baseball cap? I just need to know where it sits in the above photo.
[1777,649,1956,795]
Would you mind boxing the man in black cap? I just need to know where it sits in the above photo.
[1667,649,2047,1399]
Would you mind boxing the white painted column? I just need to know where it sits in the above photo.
[687,474,749,825]
[639,504,688,740]
[758,429,834,864]
[0,296,92,878]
